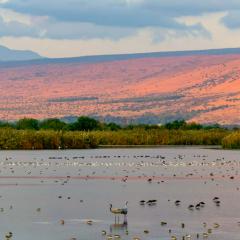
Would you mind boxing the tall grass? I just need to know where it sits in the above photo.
[0,129,97,150]
[93,129,228,146]
[0,128,235,150]
[222,131,240,149]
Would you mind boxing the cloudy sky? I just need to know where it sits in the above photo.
[0,0,240,58]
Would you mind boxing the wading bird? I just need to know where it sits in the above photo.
[110,202,128,224]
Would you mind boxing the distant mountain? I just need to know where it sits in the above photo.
[41,47,240,64]
[0,47,240,124]
[0,45,42,62]
[1,47,240,67]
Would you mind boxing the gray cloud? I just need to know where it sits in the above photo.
[0,16,39,37]
[0,16,137,39]
[151,23,211,43]
[42,20,136,40]
[5,0,240,40]
[141,0,240,16]
[221,11,240,29]
[2,0,240,27]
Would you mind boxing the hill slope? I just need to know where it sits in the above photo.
[0,45,41,62]
[0,48,239,124]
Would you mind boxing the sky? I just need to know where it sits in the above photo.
[1,0,240,58]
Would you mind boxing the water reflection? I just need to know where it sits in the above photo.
[110,222,128,235]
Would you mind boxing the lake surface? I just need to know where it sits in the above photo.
[0,148,239,240]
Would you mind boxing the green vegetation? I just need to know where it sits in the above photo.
[0,117,238,149]
[16,118,39,130]
[222,131,240,149]
[93,129,227,146]
[39,118,67,131]
[68,116,100,131]
[0,129,97,150]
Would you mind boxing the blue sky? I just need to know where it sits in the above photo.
[0,0,240,57]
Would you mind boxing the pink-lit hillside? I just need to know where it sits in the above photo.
[0,53,240,124]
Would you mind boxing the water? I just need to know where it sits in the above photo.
[0,148,239,240]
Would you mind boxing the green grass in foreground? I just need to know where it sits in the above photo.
[0,128,238,150]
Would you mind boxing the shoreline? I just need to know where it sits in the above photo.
[98,145,223,149]
[0,145,235,151]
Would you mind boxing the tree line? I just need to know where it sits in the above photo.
[0,117,238,149]
[0,117,231,131]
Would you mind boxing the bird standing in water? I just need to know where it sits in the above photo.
[110,201,128,224]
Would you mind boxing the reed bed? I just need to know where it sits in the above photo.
[0,128,233,150]
[222,131,240,149]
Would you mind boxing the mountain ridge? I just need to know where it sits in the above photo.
[1,47,240,67]
[0,45,42,62]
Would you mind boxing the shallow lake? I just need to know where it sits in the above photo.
[0,148,239,240]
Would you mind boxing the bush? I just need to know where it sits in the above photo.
[39,118,67,131]
[16,118,39,130]
[68,116,100,131]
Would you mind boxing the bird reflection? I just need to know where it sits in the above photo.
[110,222,128,235]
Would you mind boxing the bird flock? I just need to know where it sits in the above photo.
[0,149,239,240]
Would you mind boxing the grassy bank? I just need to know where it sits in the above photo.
[0,128,236,150]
